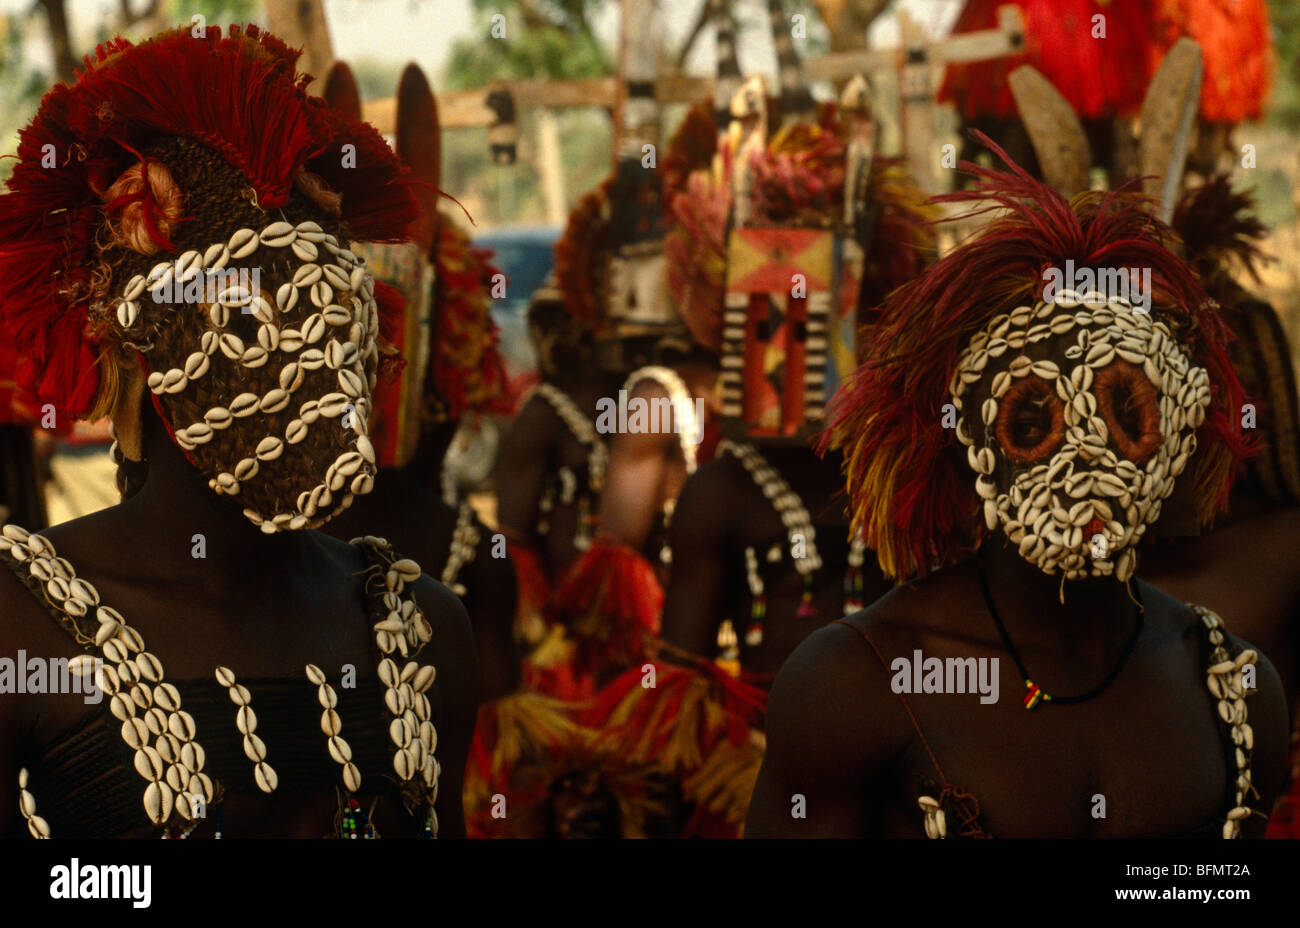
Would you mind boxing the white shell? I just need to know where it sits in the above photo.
[242,346,269,369]
[176,250,203,283]
[147,262,175,295]
[302,314,326,344]
[292,264,322,288]
[124,274,148,301]
[229,228,259,259]
[254,761,278,793]
[259,389,291,414]
[230,392,261,418]
[342,761,361,793]
[248,296,274,324]
[183,352,209,380]
[219,333,245,360]
[351,472,374,496]
[317,393,350,418]
[337,369,364,397]
[322,305,351,327]
[260,221,297,247]
[305,664,326,685]
[203,242,230,270]
[328,736,352,765]
[322,263,350,290]
[276,282,299,313]
[291,239,318,262]
[256,436,284,461]
[218,285,251,308]
[299,348,326,371]
[117,300,140,328]
[279,362,304,392]
[143,780,173,825]
[413,664,436,693]
[285,419,308,444]
[161,369,187,394]
[250,327,278,356]
[234,457,259,481]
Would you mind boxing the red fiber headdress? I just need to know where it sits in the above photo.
[426,216,511,422]
[1149,0,1273,123]
[939,0,1153,121]
[660,101,935,355]
[823,137,1249,580]
[553,179,616,339]
[0,25,416,420]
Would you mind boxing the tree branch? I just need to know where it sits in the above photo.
[37,0,76,83]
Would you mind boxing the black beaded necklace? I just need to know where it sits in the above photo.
[978,565,1144,710]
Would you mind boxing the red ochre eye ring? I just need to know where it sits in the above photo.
[1093,360,1163,464]
[995,375,1065,464]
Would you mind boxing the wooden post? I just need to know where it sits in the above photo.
[537,109,567,226]
[264,0,334,93]
[897,11,935,192]
[360,3,1025,199]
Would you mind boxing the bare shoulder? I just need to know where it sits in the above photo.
[502,391,563,450]
[673,455,743,521]
[409,575,476,663]
[767,591,921,769]
[0,524,94,657]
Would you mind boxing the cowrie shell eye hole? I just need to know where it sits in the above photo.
[994,375,1066,465]
[1092,360,1163,465]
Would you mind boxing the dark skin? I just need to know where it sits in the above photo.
[661,444,888,675]
[747,539,1290,837]
[327,424,520,703]
[495,372,621,581]
[0,399,479,838]
[1142,491,1300,715]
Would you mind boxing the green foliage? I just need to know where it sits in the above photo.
[441,107,611,229]
[0,14,51,184]
[444,0,612,89]
[1268,0,1300,128]
[439,0,617,225]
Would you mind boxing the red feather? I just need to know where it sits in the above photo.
[0,25,417,419]
[822,133,1249,579]
[939,0,1154,121]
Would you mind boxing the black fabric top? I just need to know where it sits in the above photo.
[22,673,440,838]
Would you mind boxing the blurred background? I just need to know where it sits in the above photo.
[1,0,1298,524]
